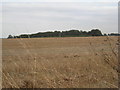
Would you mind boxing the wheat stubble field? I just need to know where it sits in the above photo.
[2,36,119,88]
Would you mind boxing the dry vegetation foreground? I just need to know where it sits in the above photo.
[2,36,119,88]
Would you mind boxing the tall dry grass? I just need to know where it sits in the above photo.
[2,36,119,88]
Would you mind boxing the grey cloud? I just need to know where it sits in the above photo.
[2,2,118,38]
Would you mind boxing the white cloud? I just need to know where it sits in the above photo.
[2,2,118,38]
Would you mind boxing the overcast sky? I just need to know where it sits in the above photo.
[1,0,119,38]
[1,0,119,2]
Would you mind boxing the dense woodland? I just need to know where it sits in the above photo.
[7,29,120,39]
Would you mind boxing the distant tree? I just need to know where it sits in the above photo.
[108,33,120,36]
[13,29,103,38]
[103,33,107,36]
[13,36,17,38]
[20,34,28,38]
[7,35,13,39]
[89,29,103,36]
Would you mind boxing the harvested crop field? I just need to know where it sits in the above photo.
[2,36,119,88]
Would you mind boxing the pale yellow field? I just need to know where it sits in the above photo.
[2,36,119,88]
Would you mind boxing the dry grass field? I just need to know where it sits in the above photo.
[2,36,119,88]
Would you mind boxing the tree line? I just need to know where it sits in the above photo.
[7,29,117,39]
